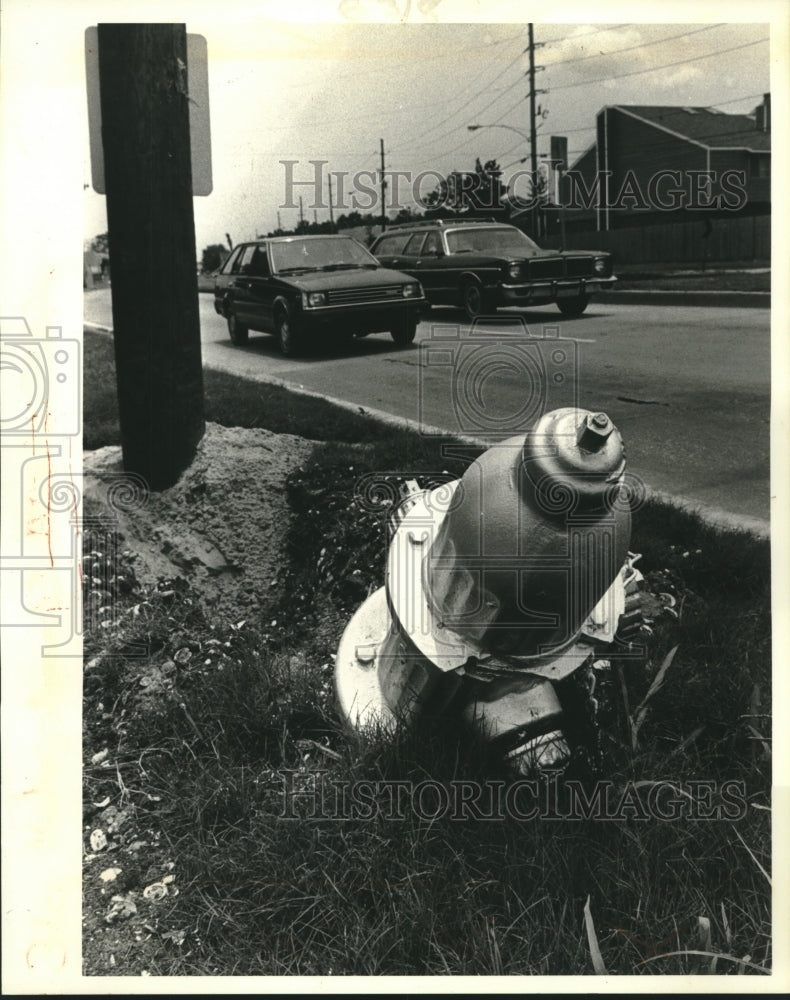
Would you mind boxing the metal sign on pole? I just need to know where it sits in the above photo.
[86,27,212,196]
[550,136,568,250]
[550,135,568,173]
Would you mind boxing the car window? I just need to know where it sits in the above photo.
[221,246,243,274]
[238,245,257,274]
[269,236,378,274]
[422,231,442,255]
[446,227,540,254]
[375,233,411,255]
[249,246,270,277]
[402,232,427,255]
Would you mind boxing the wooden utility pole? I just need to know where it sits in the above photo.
[328,173,335,230]
[528,24,539,237]
[379,138,387,231]
[98,23,204,492]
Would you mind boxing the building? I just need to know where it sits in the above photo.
[560,95,770,232]
[523,96,771,264]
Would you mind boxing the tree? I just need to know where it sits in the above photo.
[393,207,421,223]
[90,232,110,255]
[423,158,506,216]
[201,243,229,274]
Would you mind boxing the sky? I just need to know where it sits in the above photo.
[81,16,772,254]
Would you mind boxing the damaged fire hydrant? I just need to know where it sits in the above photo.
[336,407,643,772]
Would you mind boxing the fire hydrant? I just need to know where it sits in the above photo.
[335,407,642,772]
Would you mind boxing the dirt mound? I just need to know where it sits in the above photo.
[83,423,316,622]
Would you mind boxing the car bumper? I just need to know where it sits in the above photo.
[298,297,426,333]
[499,276,617,306]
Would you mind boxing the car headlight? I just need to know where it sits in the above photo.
[302,291,328,308]
[507,262,523,280]
[402,284,420,298]
[594,257,608,275]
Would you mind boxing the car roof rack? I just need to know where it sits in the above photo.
[385,216,502,231]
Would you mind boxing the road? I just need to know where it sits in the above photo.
[84,288,770,525]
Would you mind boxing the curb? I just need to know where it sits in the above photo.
[596,289,769,308]
[84,323,770,539]
[215,365,770,539]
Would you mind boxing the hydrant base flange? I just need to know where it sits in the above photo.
[335,585,393,731]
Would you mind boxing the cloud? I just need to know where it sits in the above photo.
[660,66,703,90]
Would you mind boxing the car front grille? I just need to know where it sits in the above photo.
[564,257,595,277]
[528,257,595,280]
[325,285,404,305]
[528,258,565,280]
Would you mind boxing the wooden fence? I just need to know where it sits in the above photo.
[539,213,770,265]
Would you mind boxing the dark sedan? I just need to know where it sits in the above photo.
[213,235,425,356]
[370,220,616,320]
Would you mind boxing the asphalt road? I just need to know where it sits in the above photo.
[84,288,770,526]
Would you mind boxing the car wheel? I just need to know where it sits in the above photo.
[390,315,417,347]
[461,279,495,321]
[557,293,590,317]
[275,304,301,357]
[227,310,249,345]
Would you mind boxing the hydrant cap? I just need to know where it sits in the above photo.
[521,407,626,507]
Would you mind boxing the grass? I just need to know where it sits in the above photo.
[82,327,443,454]
[82,332,771,977]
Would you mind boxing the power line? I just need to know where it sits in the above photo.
[537,24,630,46]
[542,23,725,68]
[263,88,770,176]
[266,26,760,165]
[263,33,528,149]
[548,36,769,92]
[405,96,769,179]
[388,39,529,153]
[271,26,527,94]
[489,89,769,147]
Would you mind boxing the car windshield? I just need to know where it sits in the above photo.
[269,237,378,274]
[445,227,540,255]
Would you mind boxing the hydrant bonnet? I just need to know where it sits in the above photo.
[425,407,631,656]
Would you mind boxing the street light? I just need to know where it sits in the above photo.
[467,123,531,142]
[502,157,529,170]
